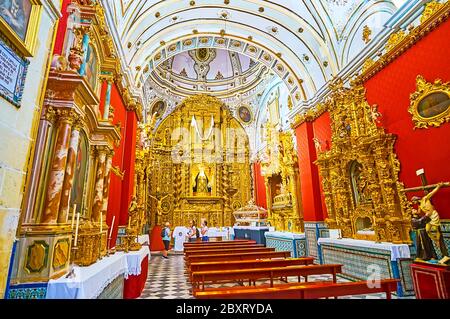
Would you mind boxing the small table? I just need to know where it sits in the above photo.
[411,261,450,299]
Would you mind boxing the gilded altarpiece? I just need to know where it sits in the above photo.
[147,95,251,228]
[261,123,304,233]
[314,80,411,244]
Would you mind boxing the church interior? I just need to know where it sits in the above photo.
[0,0,449,300]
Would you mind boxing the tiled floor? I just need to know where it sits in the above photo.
[139,253,415,299]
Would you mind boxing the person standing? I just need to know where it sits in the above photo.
[161,222,171,259]
[201,220,209,242]
[187,220,199,242]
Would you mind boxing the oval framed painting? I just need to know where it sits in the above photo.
[237,105,252,124]
[151,100,166,119]
[409,75,450,129]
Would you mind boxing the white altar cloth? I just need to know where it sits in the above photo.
[317,238,410,261]
[264,231,305,240]
[207,228,229,239]
[46,246,150,299]
[137,234,150,245]
[125,246,150,277]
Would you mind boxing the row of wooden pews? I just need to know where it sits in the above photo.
[184,240,399,299]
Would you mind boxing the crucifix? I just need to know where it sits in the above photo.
[401,168,450,264]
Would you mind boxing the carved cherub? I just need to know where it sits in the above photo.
[313,137,323,153]
[370,104,382,125]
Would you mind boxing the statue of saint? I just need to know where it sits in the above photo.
[127,196,139,233]
[412,182,449,263]
[194,169,211,194]
[411,208,437,261]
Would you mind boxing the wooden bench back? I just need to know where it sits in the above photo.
[193,279,399,299]
[184,240,254,247]
[186,247,274,257]
[187,251,291,264]
[184,243,262,252]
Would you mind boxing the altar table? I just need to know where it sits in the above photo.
[233,226,270,245]
[317,238,414,296]
[265,231,307,257]
[46,246,150,299]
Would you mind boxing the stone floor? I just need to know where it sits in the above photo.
[139,252,415,299]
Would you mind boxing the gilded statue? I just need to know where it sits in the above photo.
[411,182,449,264]
[149,191,171,226]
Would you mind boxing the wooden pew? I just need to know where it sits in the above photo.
[187,251,291,265]
[191,264,342,290]
[184,243,262,252]
[184,240,253,247]
[185,247,275,258]
[194,279,399,299]
[188,257,315,273]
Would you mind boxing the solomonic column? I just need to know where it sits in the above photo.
[41,109,77,224]
[58,118,82,223]
[91,146,107,223]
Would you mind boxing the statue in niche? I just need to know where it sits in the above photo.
[193,169,211,194]
[350,161,370,204]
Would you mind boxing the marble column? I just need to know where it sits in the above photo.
[22,107,57,224]
[101,150,114,219]
[91,146,107,222]
[58,119,82,224]
[103,80,112,120]
[41,110,76,224]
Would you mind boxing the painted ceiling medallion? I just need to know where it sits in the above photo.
[219,10,230,19]
[183,39,193,46]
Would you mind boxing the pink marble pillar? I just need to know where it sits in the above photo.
[101,150,114,220]
[58,120,82,223]
[91,147,107,222]
[41,110,75,224]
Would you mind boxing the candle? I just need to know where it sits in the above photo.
[109,216,115,238]
[74,212,80,247]
[71,204,76,228]
[100,212,103,234]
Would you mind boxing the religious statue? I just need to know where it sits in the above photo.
[411,182,449,264]
[369,104,382,125]
[149,191,171,226]
[194,169,211,194]
[313,137,322,153]
[411,208,437,261]
[127,196,139,233]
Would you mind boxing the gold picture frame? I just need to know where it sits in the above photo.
[409,75,450,129]
[0,0,42,57]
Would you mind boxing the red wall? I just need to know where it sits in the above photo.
[295,121,325,221]
[364,18,450,218]
[312,112,332,218]
[104,83,128,246]
[253,162,267,209]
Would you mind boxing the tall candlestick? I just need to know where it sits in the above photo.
[109,216,115,238]
[100,212,103,234]
[71,204,77,228]
[74,212,80,247]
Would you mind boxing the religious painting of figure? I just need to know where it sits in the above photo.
[417,92,450,119]
[70,132,88,214]
[0,0,32,41]
[193,169,212,194]
[151,100,166,119]
[238,105,252,123]
[350,161,370,205]
[85,44,98,91]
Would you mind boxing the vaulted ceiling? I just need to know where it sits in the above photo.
[101,0,404,109]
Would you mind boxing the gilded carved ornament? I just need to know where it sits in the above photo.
[409,75,450,129]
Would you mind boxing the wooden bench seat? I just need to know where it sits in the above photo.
[187,251,291,265]
[191,264,342,290]
[184,240,254,247]
[184,243,262,252]
[193,279,399,299]
[185,247,274,258]
[189,257,315,273]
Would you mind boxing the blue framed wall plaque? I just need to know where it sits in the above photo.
[0,36,29,108]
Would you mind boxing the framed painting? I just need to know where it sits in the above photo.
[409,75,450,129]
[237,105,252,124]
[84,43,98,92]
[0,0,42,57]
[151,100,166,118]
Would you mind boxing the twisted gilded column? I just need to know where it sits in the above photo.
[91,146,107,222]
[58,118,82,223]
[41,109,77,224]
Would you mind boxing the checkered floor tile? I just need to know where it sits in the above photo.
[139,253,415,299]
